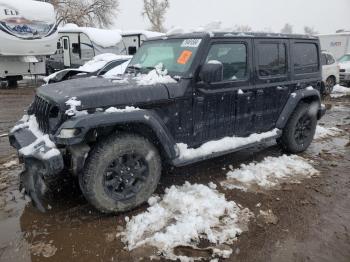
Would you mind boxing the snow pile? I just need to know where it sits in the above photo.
[121,182,252,261]
[104,60,131,78]
[177,129,279,161]
[221,155,319,191]
[11,115,60,160]
[79,54,131,72]
[331,85,350,98]
[135,63,177,86]
[2,160,17,168]
[59,24,122,48]
[105,106,140,113]
[65,97,87,117]
[314,125,343,140]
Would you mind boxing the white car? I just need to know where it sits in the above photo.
[321,51,339,95]
[338,54,350,87]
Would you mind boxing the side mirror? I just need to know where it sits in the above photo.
[57,42,61,49]
[199,61,223,84]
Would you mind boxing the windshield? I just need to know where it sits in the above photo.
[339,54,350,63]
[128,38,202,75]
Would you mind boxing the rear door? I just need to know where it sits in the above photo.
[253,39,291,133]
[193,39,253,144]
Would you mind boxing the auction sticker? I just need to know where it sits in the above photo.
[181,39,202,48]
[177,50,193,64]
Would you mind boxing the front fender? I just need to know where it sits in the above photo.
[276,89,322,129]
[54,109,178,160]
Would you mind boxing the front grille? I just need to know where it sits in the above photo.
[28,95,53,133]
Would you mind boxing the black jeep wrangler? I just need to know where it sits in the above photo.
[9,32,326,213]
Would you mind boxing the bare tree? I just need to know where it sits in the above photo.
[281,23,293,34]
[304,26,318,35]
[142,0,170,32]
[48,0,119,28]
[234,25,252,32]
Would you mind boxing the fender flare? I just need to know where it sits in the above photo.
[276,89,322,129]
[54,109,178,160]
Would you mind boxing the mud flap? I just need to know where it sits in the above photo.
[19,164,48,213]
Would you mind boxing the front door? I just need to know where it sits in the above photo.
[62,37,71,67]
[193,40,252,145]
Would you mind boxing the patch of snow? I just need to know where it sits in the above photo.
[104,106,140,113]
[331,84,350,98]
[291,92,297,98]
[2,160,17,168]
[65,97,87,117]
[314,126,343,140]
[207,60,222,65]
[120,182,252,261]
[135,63,177,86]
[221,155,319,191]
[238,89,244,95]
[59,24,122,48]
[177,129,279,161]
[306,86,314,90]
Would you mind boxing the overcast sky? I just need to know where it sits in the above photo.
[113,0,350,34]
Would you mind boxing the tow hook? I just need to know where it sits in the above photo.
[19,163,47,213]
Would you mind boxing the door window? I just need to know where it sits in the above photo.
[205,43,247,81]
[257,43,287,77]
[293,43,319,74]
[321,53,327,65]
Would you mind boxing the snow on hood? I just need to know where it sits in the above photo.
[339,61,350,70]
[120,182,252,261]
[78,53,132,72]
[59,24,122,48]
[134,63,177,85]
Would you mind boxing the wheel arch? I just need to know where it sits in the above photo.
[276,89,322,129]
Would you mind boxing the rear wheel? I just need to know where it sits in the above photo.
[80,133,161,214]
[279,102,317,153]
[324,76,335,95]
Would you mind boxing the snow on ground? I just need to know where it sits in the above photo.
[120,182,252,261]
[2,160,17,168]
[331,85,350,98]
[11,115,60,160]
[177,129,279,161]
[221,155,319,191]
[135,63,177,86]
[314,125,343,140]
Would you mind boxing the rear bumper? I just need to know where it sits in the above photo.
[9,120,64,176]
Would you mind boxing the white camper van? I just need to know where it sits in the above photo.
[47,27,164,73]
[0,0,58,87]
[318,32,350,60]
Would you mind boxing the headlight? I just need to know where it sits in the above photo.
[58,128,80,138]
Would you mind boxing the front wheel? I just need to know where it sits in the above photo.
[279,102,317,153]
[324,76,335,95]
[80,133,162,214]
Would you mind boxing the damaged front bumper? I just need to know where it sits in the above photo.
[9,118,64,212]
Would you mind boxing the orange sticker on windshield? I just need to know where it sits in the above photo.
[177,50,193,65]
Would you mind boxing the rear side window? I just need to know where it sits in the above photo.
[321,53,327,66]
[326,54,335,65]
[257,43,287,77]
[293,43,319,74]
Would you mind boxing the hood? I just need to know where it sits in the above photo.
[339,61,350,70]
[37,77,171,111]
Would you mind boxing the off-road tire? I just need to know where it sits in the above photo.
[279,102,317,153]
[80,133,161,214]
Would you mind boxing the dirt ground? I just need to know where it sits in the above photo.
[0,80,349,262]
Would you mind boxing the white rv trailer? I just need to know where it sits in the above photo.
[0,0,57,86]
[46,24,126,73]
[47,26,164,73]
[318,32,350,60]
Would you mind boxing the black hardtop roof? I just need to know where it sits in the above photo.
[150,31,318,40]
